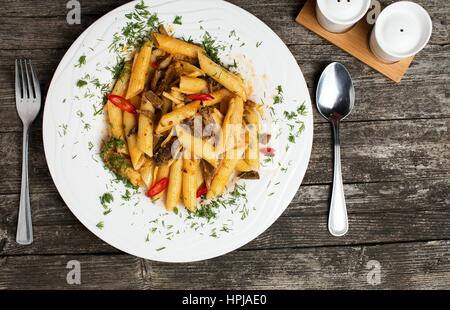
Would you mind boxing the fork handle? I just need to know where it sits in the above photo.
[16,126,33,245]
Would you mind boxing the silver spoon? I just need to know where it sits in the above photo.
[316,62,355,237]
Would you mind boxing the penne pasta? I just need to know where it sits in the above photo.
[194,162,204,189]
[139,158,155,188]
[179,76,208,94]
[126,41,153,99]
[123,101,145,170]
[235,159,253,172]
[106,61,132,155]
[153,33,204,59]
[152,163,170,201]
[182,159,200,212]
[198,52,247,101]
[244,107,260,170]
[207,146,245,199]
[176,61,205,77]
[175,125,218,167]
[137,93,156,157]
[166,158,183,211]
[219,96,244,153]
[156,101,201,133]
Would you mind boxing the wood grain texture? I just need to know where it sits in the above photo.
[0,240,449,289]
[0,0,449,290]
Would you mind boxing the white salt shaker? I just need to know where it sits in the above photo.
[316,0,371,33]
[370,1,432,63]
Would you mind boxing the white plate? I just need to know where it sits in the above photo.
[43,0,313,262]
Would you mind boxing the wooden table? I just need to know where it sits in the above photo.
[0,0,449,289]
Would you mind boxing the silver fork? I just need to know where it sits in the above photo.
[15,59,41,245]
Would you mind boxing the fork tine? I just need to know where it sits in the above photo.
[19,60,29,99]
[29,61,41,100]
[15,59,21,100]
[24,60,35,99]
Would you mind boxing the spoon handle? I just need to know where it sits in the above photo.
[329,120,348,237]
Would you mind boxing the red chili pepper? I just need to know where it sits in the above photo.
[108,95,137,114]
[196,184,208,198]
[260,147,276,157]
[186,93,215,101]
[147,178,169,198]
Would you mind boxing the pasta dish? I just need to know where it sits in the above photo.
[101,25,263,213]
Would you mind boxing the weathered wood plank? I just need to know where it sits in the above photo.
[0,0,448,46]
[0,118,447,194]
[1,240,449,289]
[1,178,448,255]
[0,254,146,289]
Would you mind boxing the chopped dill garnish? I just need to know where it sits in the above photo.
[96,221,104,229]
[100,192,114,209]
[75,55,86,68]
[109,0,161,54]
[76,79,88,88]
[201,31,226,66]
[256,41,263,48]
[173,15,182,25]
[122,189,132,201]
[106,58,126,81]
[273,85,283,104]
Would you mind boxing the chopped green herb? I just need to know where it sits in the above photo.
[96,221,104,229]
[256,41,263,48]
[88,141,94,151]
[75,55,86,68]
[122,189,132,201]
[100,192,114,209]
[201,31,226,66]
[173,15,182,25]
[76,79,88,88]
[156,246,166,251]
[273,85,284,104]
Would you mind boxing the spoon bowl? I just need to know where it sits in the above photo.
[316,62,355,237]
[316,63,355,121]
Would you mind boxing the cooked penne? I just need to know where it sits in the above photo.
[166,158,183,211]
[153,33,204,58]
[152,163,170,201]
[175,125,218,167]
[235,159,252,172]
[123,104,145,170]
[219,96,244,153]
[179,76,208,94]
[139,158,155,188]
[156,101,201,133]
[198,52,247,101]
[207,146,245,198]
[244,107,260,170]
[126,41,153,99]
[182,159,199,212]
[194,162,204,189]
[136,93,156,157]
[176,61,205,77]
[107,61,132,155]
